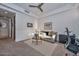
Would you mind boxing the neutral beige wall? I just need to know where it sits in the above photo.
[15,10,37,42]
[0,4,37,42]
[38,8,79,38]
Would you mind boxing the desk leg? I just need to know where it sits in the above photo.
[36,39,38,45]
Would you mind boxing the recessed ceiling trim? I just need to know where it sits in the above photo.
[0,3,39,19]
[39,4,75,19]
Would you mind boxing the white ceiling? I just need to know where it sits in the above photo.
[14,3,75,18]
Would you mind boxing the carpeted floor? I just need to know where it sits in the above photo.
[52,43,79,56]
[0,39,78,56]
[24,39,76,56]
[24,39,58,56]
[0,39,43,56]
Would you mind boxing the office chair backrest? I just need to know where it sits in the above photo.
[65,27,71,48]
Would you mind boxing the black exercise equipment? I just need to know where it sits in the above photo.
[59,34,75,44]
[65,27,79,55]
[59,34,67,43]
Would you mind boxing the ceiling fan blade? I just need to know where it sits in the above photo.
[38,7,43,12]
[29,5,37,7]
[39,3,44,7]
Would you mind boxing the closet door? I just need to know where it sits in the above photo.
[0,17,10,39]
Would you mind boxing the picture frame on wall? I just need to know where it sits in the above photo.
[27,23,33,27]
[44,22,52,30]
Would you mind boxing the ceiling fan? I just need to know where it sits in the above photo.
[29,3,44,12]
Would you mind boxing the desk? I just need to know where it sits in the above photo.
[39,31,57,43]
[32,33,42,45]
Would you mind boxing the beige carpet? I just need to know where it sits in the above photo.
[51,43,73,56]
[24,39,58,56]
[0,39,43,56]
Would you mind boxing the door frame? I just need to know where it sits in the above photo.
[0,16,15,40]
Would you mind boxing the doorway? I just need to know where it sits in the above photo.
[0,8,15,40]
